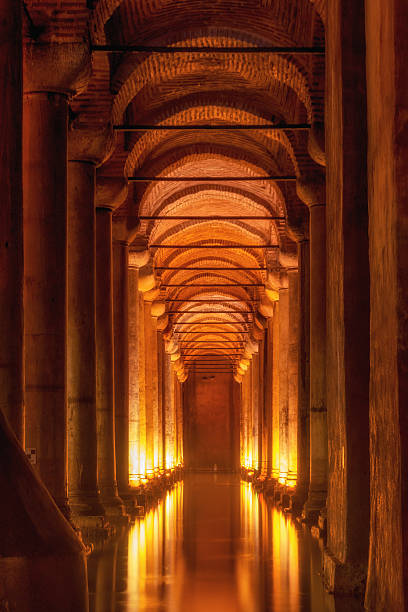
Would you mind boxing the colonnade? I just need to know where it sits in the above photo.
[1,39,184,527]
[127,260,184,487]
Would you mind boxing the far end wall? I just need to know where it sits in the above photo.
[183,373,240,471]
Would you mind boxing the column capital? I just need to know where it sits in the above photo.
[296,170,326,208]
[279,239,298,270]
[156,313,169,331]
[307,121,325,167]
[266,266,288,292]
[129,249,150,269]
[112,216,141,245]
[68,121,115,167]
[151,301,166,318]
[138,263,157,294]
[142,285,160,302]
[96,177,128,212]
[24,42,91,97]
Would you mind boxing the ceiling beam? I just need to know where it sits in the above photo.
[141,217,282,221]
[114,123,310,131]
[150,244,278,248]
[128,175,296,182]
[92,45,325,54]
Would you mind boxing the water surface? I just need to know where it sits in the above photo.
[88,474,363,612]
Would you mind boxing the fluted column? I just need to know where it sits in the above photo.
[67,125,112,518]
[0,0,23,442]
[23,43,90,514]
[95,178,128,517]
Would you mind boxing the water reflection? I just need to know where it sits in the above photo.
[87,474,363,612]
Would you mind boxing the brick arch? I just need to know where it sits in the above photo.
[91,0,324,44]
[124,106,300,177]
[137,155,289,224]
[150,219,270,248]
[142,184,286,223]
[113,47,313,124]
[143,189,282,238]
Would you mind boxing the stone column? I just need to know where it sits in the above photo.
[287,268,299,488]
[278,281,289,484]
[271,302,280,479]
[156,329,165,472]
[143,300,160,476]
[296,240,310,505]
[128,249,149,484]
[297,173,327,520]
[112,218,140,496]
[67,125,112,519]
[365,2,408,608]
[163,353,176,469]
[23,43,90,514]
[323,0,370,595]
[0,0,23,442]
[264,319,274,477]
[95,178,128,517]
[251,354,260,471]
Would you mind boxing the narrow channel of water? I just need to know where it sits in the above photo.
[87,473,364,612]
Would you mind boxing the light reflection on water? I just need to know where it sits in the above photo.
[87,474,363,612]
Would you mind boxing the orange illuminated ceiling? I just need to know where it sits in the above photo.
[46,0,325,375]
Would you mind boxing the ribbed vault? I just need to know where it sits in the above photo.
[58,0,325,377]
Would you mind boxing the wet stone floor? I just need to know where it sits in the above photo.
[87,474,364,612]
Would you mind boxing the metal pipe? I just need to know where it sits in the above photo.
[151,244,278,248]
[157,266,268,270]
[167,310,253,313]
[174,322,249,325]
[164,284,262,288]
[141,217,282,221]
[114,123,310,131]
[128,176,296,182]
[167,299,259,302]
[92,45,325,54]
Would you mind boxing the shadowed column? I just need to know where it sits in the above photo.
[297,173,327,521]
[23,42,90,514]
[95,178,128,518]
[0,0,23,442]
[67,125,113,520]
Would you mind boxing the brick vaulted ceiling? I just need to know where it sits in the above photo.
[25,0,325,375]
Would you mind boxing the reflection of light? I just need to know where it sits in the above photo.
[238,480,300,612]
[126,483,183,609]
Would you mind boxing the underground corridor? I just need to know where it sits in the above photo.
[1,1,408,611]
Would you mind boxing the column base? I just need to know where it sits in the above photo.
[69,492,106,518]
[301,490,327,524]
[323,548,367,597]
[100,492,128,524]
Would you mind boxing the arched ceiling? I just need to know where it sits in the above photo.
[25,0,325,377]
